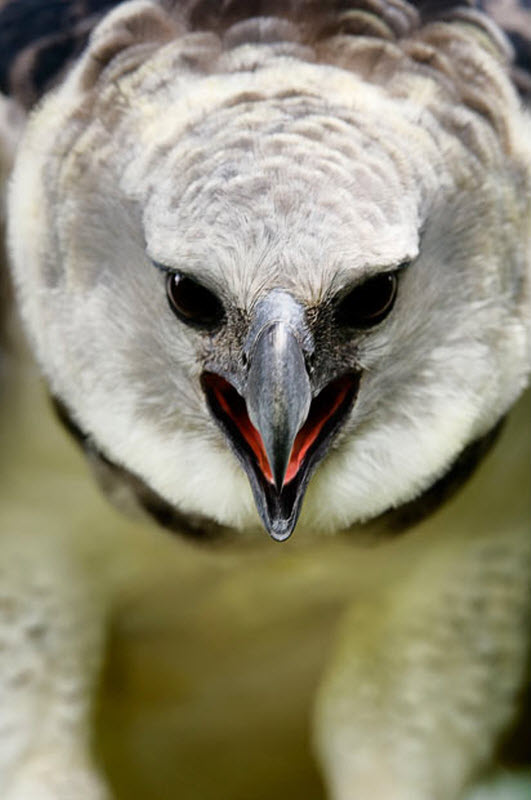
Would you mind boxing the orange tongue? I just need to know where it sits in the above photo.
[212,376,353,487]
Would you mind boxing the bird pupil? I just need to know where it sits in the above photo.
[166,273,223,328]
[336,272,397,328]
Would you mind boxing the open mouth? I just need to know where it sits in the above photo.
[201,371,359,540]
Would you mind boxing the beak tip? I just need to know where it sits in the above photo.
[267,520,294,543]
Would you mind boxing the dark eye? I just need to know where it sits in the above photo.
[166,272,224,329]
[336,272,398,328]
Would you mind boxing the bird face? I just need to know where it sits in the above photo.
[8,35,531,541]
[137,99,423,542]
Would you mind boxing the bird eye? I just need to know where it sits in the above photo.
[336,272,398,328]
[166,272,225,329]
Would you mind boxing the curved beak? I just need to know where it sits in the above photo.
[246,320,312,491]
[202,292,359,541]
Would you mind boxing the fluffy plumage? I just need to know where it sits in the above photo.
[1,1,530,797]
[7,0,531,535]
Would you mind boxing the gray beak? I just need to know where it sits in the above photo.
[246,319,312,490]
[202,290,359,542]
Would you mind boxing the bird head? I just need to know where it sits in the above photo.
[8,1,531,541]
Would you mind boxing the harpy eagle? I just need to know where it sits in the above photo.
[0,1,530,798]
